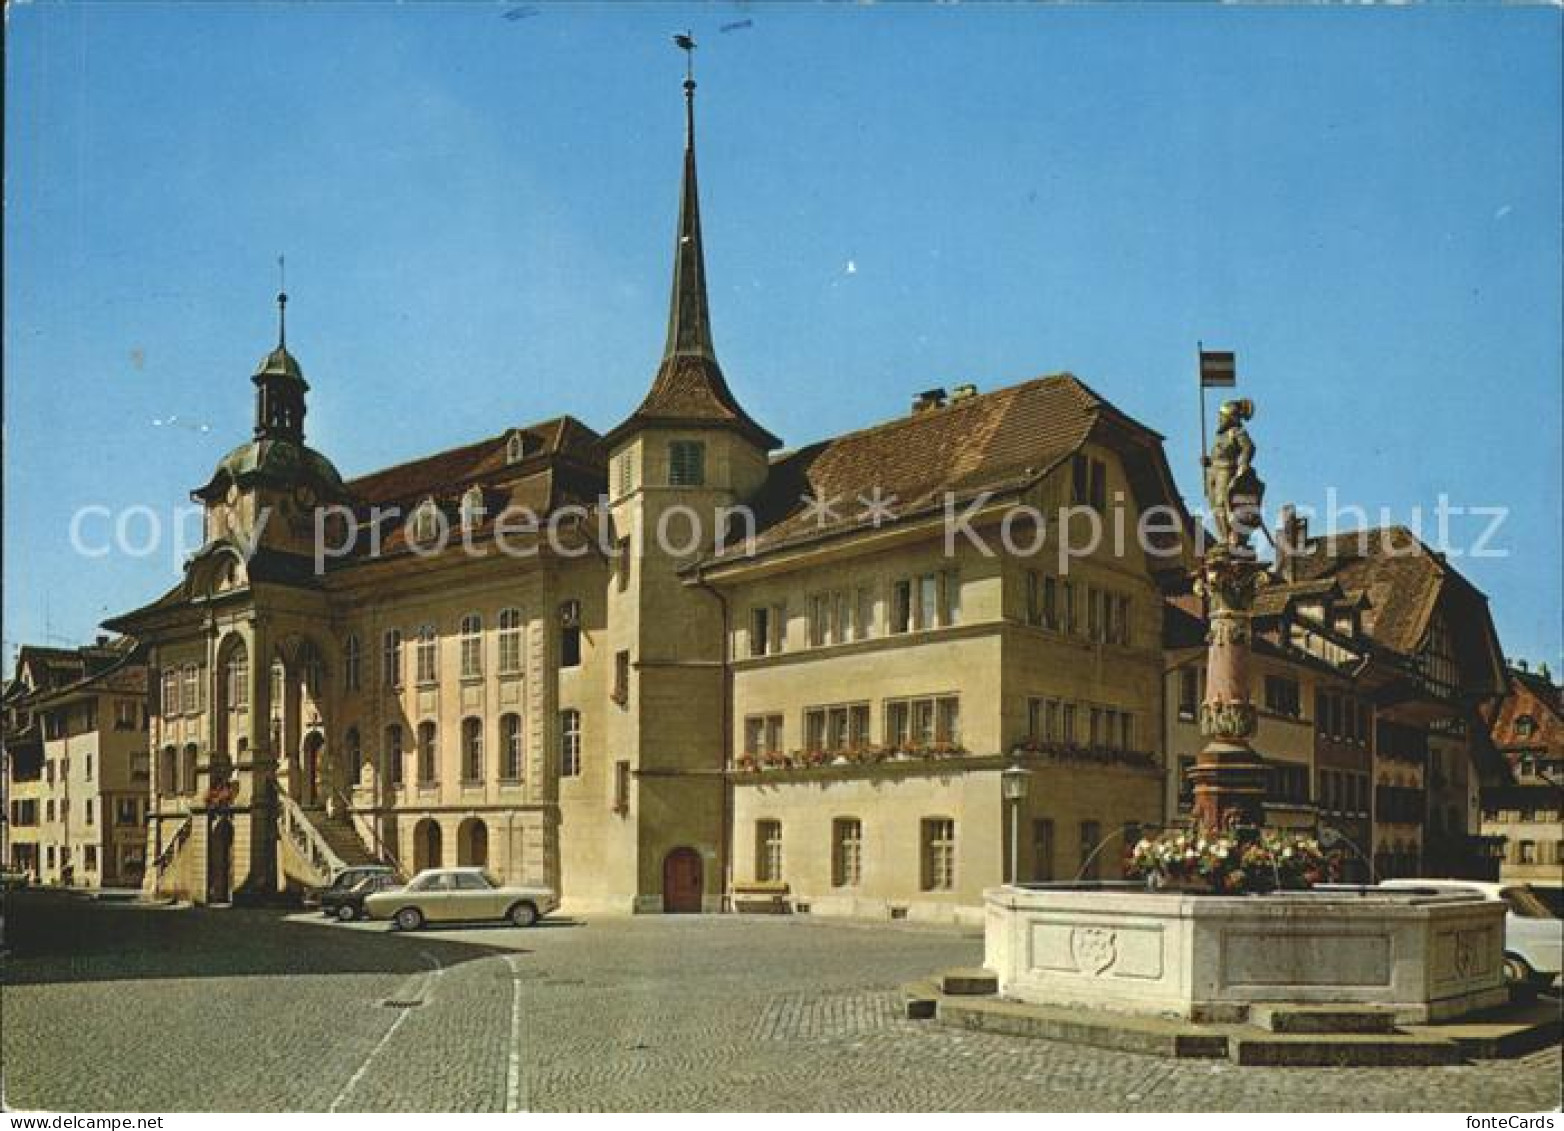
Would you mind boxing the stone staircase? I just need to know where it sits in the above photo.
[309,808,381,869]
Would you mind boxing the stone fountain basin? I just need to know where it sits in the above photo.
[984,883,1508,1023]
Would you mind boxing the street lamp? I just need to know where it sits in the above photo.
[1000,763,1034,886]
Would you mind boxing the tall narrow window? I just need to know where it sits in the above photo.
[1031,819,1055,882]
[1079,820,1102,880]
[613,650,631,706]
[417,721,438,785]
[345,727,363,783]
[182,664,199,715]
[614,760,632,814]
[461,717,483,782]
[498,608,523,674]
[560,601,582,668]
[891,579,913,634]
[559,710,582,777]
[343,634,361,692]
[832,818,862,887]
[668,440,706,486]
[1178,667,1199,720]
[749,606,771,657]
[460,486,485,532]
[162,669,180,717]
[921,818,956,891]
[500,713,524,780]
[756,819,783,882]
[382,630,403,689]
[415,625,438,684]
[459,614,483,679]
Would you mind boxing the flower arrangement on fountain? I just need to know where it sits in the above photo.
[1126,829,1339,893]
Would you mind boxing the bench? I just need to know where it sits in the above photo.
[732,881,791,914]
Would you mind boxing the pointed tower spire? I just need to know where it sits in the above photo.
[276,254,288,349]
[664,32,715,363]
[605,36,779,451]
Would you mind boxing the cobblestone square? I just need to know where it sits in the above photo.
[2,892,1558,1112]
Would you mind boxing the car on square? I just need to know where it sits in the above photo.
[364,866,559,930]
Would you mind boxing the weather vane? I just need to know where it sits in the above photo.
[276,254,288,348]
[674,30,696,83]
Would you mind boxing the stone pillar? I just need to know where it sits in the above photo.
[1190,550,1270,832]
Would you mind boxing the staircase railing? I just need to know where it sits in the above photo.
[276,784,345,885]
[331,788,406,878]
[152,811,194,883]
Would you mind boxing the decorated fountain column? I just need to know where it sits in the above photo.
[1190,398,1270,833]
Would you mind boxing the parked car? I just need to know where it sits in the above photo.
[322,872,402,922]
[306,864,396,911]
[363,867,559,930]
[0,869,30,892]
[1378,878,1563,990]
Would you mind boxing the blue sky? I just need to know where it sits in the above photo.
[5,2,1561,670]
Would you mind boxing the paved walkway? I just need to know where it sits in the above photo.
[2,892,1558,1111]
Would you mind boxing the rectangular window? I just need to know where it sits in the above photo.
[1264,675,1301,717]
[804,708,827,752]
[85,798,94,825]
[1119,712,1133,752]
[1079,820,1102,880]
[560,601,582,668]
[1087,587,1102,642]
[613,650,631,706]
[832,818,862,887]
[382,631,403,689]
[1178,667,1199,720]
[1071,455,1108,511]
[891,579,913,634]
[1031,818,1055,882]
[498,610,523,674]
[416,628,439,685]
[744,714,783,756]
[560,710,582,778]
[460,620,483,679]
[750,607,771,657]
[1025,569,1043,626]
[1062,581,1077,635]
[885,701,909,748]
[668,440,706,487]
[1061,703,1077,744]
[386,725,404,786]
[756,819,783,882]
[921,818,956,891]
[807,593,831,648]
[614,760,631,814]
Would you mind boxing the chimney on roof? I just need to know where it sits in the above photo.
[1516,659,1529,673]
[949,383,978,403]
[911,387,947,414]
[1275,505,1307,582]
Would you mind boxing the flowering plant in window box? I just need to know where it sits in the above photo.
[1009,740,1157,771]
[1125,830,1338,894]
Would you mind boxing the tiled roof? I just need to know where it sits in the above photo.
[611,354,781,449]
[1290,526,1446,656]
[704,373,1182,563]
[346,416,603,508]
[1486,670,1563,755]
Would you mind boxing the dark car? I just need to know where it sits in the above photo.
[306,864,396,912]
[323,872,403,922]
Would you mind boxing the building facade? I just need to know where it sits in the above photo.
[1481,665,1564,895]
[1,641,150,887]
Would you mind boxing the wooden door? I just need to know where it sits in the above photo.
[662,848,703,914]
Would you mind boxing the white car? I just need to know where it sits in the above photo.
[364,867,559,931]
[1378,878,1562,989]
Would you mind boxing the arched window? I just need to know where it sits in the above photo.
[345,726,363,783]
[461,717,483,782]
[382,629,403,689]
[560,709,581,778]
[457,818,488,866]
[298,643,323,698]
[500,713,524,781]
[384,724,404,787]
[459,614,483,679]
[460,487,486,532]
[225,647,249,709]
[498,608,523,674]
[415,625,438,685]
[417,720,438,784]
[344,634,362,692]
[413,818,443,871]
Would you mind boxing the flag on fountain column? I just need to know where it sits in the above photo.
[1200,350,1237,387]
